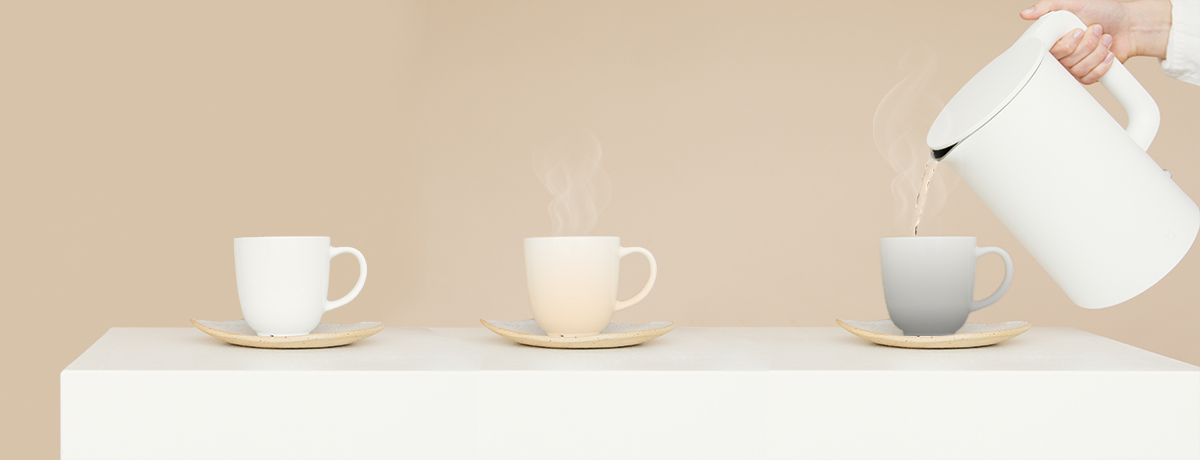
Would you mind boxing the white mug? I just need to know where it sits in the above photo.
[234,237,367,337]
[525,236,657,337]
[880,236,1013,336]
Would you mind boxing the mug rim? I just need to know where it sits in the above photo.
[234,236,330,240]
[525,236,618,241]
[880,236,976,241]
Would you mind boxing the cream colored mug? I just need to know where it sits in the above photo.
[524,236,657,337]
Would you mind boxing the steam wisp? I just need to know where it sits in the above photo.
[872,45,956,234]
[533,133,612,236]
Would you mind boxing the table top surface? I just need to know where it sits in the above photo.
[64,326,1198,373]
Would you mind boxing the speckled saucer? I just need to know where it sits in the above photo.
[837,319,1030,349]
[481,319,673,349]
[191,319,384,349]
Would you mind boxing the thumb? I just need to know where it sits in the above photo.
[1020,0,1082,20]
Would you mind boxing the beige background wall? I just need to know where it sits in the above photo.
[3,1,1198,457]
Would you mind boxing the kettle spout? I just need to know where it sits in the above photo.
[931,143,956,161]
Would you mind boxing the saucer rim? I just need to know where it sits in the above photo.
[480,319,674,349]
[836,318,1031,349]
[191,319,384,349]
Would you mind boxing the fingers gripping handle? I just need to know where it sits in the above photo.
[614,246,657,312]
[971,246,1014,312]
[1021,10,1160,150]
[326,246,368,312]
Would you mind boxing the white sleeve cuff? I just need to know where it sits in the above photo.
[1162,0,1200,85]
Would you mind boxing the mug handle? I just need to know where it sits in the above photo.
[614,246,657,312]
[971,246,1014,312]
[326,246,368,312]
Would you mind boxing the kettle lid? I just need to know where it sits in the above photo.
[927,37,1044,150]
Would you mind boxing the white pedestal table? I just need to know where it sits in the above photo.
[61,327,1200,459]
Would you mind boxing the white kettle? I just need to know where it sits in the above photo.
[927,11,1199,309]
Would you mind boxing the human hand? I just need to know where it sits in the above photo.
[1020,0,1172,84]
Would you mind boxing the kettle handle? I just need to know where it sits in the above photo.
[1021,10,1160,151]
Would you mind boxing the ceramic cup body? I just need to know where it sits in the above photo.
[880,236,1013,336]
[234,237,367,337]
[525,236,657,337]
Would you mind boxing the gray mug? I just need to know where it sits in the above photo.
[880,236,1013,336]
